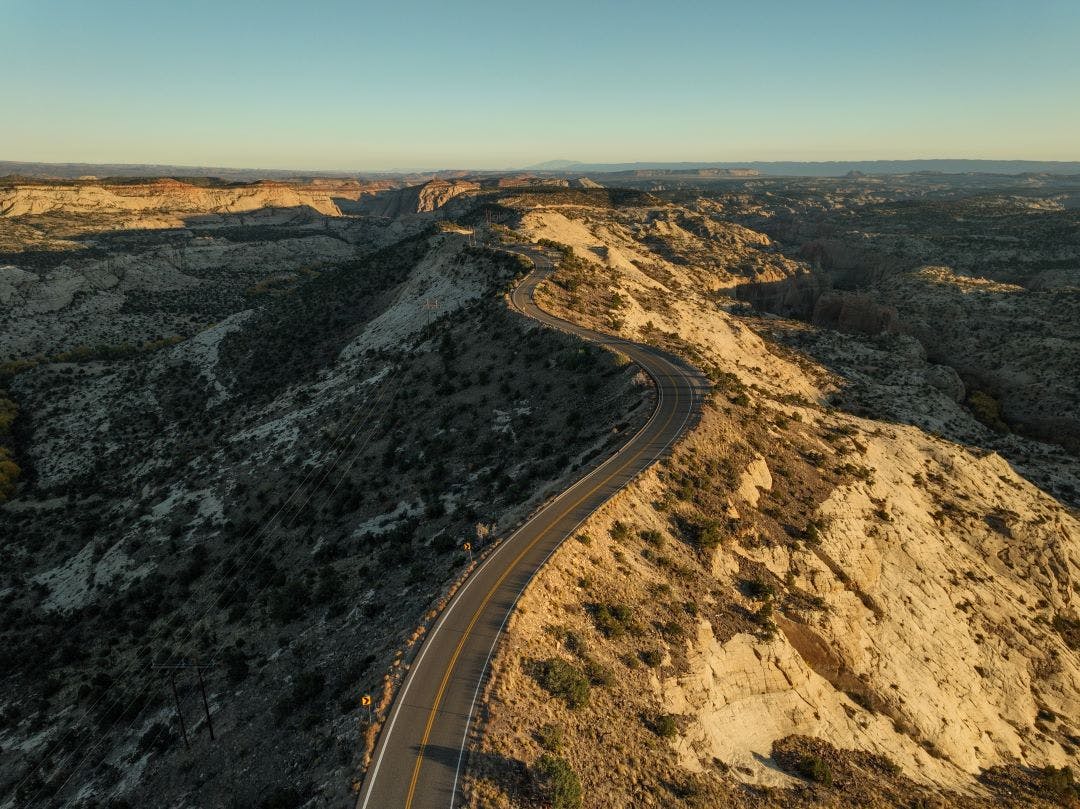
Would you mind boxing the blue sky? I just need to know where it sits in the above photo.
[3,0,1078,169]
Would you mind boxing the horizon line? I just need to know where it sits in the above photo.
[3,156,1080,177]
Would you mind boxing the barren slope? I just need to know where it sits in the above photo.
[465,197,1080,808]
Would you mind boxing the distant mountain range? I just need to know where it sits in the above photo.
[526,159,1080,176]
[3,158,1079,182]
[0,161,406,182]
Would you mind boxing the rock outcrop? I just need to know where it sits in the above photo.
[353,179,480,217]
[812,291,901,335]
[0,179,361,219]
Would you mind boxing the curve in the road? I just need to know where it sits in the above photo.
[357,245,707,809]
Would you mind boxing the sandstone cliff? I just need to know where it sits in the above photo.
[352,179,480,218]
[0,179,363,221]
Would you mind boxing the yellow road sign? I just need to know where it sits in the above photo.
[361,694,372,707]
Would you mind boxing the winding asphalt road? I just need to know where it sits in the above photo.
[356,245,707,809]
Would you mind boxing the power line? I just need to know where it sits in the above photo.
[38,374,401,806]
[18,365,402,806]
[87,369,410,806]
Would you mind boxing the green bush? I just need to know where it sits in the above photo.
[676,515,723,550]
[639,649,663,668]
[563,629,588,656]
[967,389,1009,433]
[591,603,637,638]
[274,670,325,721]
[582,657,615,687]
[221,648,250,684]
[268,581,310,623]
[260,786,303,809]
[537,722,563,752]
[0,394,16,432]
[795,754,832,785]
[743,577,775,600]
[640,529,664,547]
[654,714,678,739]
[532,754,582,809]
[0,448,21,502]
[536,658,590,709]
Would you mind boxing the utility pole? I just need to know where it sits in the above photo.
[155,662,216,746]
[169,672,190,750]
[195,660,215,741]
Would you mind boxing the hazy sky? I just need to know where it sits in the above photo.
[3,0,1078,170]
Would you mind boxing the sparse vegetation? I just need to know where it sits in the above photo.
[531,754,582,809]
[533,658,590,709]
[536,722,564,752]
[590,602,638,638]
[653,713,678,739]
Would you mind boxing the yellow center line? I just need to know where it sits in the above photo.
[402,356,682,807]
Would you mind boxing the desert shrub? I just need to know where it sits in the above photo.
[532,754,582,809]
[582,657,615,687]
[268,581,310,623]
[431,533,458,554]
[0,448,20,501]
[640,529,663,547]
[313,566,343,605]
[640,649,663,667]
[535,658,590,709]
[274,671,325,721]
[967,389,1009,433]
[752,602,776,639]
[675,515,723,551]
[136,721,174,756]
[591,603,637,638]
[563,629,588,657]
[795,754,832,785]
[177,545,209,585]
[0,394,16,432]
[536,722,564,752]
[260,786,303,809]
[743,577,775,600]
[653,714,678,738]
[609,520,632,541]
[221,648,250,684]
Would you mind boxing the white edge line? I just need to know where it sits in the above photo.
[358,260,666,807]
[448,360,698,807]
[360,251,702,808]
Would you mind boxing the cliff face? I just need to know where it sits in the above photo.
[811,292,901,334]
[0,179,363,219]
[352,179,480,217]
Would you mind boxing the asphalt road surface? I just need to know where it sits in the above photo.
[356,245,707,809]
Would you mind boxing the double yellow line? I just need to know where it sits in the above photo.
[402,282,685,806]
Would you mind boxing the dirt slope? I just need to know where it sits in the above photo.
[465,200,1080,808]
